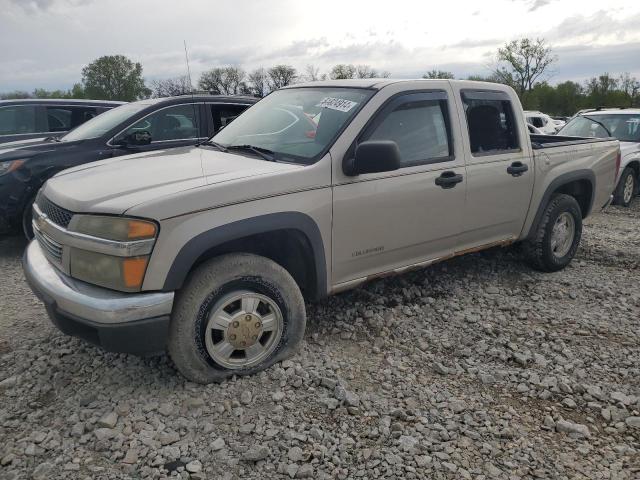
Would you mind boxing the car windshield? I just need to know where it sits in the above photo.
[559,114,640,142]
[211,87,374,164]
[60,103,148,142]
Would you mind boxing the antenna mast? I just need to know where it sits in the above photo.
[183,40,201,145]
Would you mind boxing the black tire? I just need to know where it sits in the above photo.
[612,167,637,207]
[22,196,36,240]
[168,253,306,383]
[523,193,582,272]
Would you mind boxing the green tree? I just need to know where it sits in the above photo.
[493,38,556,98]
[423,70,455,79]
[82,55,150,101]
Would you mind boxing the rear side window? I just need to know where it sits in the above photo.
[361,92,452,166]
[46,107,72,132]
[0,105,38,135]
[210,104,249,132]
[463,93,520,155]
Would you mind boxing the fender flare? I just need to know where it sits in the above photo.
[162,212,328,299]
[525,169,595,240]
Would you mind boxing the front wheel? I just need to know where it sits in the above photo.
[523,193,582,272]
[168,253,306,383]
[612,167,637,207]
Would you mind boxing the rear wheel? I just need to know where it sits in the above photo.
[168,253,306,383]
[612,167,636,207]
[523,193,582,272]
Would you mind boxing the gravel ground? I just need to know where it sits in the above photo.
[1,203,639,480]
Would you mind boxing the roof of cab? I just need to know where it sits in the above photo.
[584,108,640,116]
[0,98,125,105]
[283,78,513,91]
[132,94,258,107]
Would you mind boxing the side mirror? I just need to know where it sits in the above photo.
[115,130,152,147]
[343,140,401,176]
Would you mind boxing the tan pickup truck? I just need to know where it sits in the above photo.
[23,79,619,383]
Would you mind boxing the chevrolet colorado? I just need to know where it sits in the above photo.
[23,79,620,383]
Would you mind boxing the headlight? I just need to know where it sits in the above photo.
[72,215,157,241]
[68,215,158,292]
[0,159,25,176]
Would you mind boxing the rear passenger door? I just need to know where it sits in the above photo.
[455,89,534,250]
[208,103,251,136]
[332,89,467,285]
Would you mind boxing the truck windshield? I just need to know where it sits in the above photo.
[212,87,374,164]
[60,103,147,142]
[560,114,640,142]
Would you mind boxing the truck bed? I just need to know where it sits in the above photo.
[529,134,614,150]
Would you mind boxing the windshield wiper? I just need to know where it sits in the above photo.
[201,140,228,152]
[582,116,612,137]
[44,136,61,142]
[226,144,276,162]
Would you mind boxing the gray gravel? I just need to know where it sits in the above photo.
[1,202,639,480]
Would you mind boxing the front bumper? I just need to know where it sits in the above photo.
[23,241,174,355]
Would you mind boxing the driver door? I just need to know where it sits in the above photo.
[110,103,206,155]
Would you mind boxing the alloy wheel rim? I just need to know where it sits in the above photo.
[623,174,634,204]
[204,291,283,369]
[550,212,575,258]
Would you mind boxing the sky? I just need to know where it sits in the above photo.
[1,0,639,91]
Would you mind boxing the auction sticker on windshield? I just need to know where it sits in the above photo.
[316,97,358,112]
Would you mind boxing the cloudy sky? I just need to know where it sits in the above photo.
[1,0,639,91]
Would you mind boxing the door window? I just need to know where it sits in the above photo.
[210,104,249,132]
[463,96,520,154]
[361,92,452,166]
[115,104,200,143]
[0,105,38,135]
[46,107,73,132]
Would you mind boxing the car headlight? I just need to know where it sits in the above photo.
[0,159,25,177]
[68,215,158,292]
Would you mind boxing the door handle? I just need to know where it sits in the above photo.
[435,171,464,189]
[507,161,528,177]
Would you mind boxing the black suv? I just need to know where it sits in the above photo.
[0,95,257,237]
[0,99,124,144]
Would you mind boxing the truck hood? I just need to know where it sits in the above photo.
[42,146,302,215]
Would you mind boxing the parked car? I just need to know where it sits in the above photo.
[524,110,558,134]
[0,99,123,144]
[557,108,640,206]
[0,94,256,237]
[23,79,619,383]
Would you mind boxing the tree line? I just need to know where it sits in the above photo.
[2,39,639,117]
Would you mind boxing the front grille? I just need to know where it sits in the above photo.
[37,195,74,228]
[34,227,63,264]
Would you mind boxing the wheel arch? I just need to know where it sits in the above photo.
[525,170,595,240]
[162,212,328,301]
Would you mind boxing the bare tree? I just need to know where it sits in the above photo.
[305,64,321,82]
[198,66,246,95]
[247,68,269,97]
[423,70,455,79]
[493,38,556,97]
[355,65,378,79]
[150,75,192,98]
[618,72,640,106]
[268,65,297,90]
